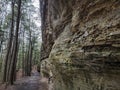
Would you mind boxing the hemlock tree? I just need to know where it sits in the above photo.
[3,0,22,84]
[0,0,41,85]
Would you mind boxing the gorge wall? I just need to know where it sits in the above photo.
[40,0,120,90]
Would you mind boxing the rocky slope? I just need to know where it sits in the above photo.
[40,0,120,90]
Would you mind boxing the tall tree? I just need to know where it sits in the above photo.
[8,0,22,84]
[3,0,15,83]
[3,0,22,85]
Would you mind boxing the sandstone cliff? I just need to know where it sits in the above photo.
[40,0,120,90]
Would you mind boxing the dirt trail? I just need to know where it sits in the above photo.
[5,71,48,90]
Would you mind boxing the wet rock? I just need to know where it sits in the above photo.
[40,0,120,90]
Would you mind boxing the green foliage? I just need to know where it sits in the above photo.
[2,13,11,29]
[0,0,41,80]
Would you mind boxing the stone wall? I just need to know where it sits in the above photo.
[40,0,120,90]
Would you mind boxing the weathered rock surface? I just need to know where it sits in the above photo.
[40,0,120,90]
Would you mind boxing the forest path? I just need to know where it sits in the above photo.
[6,71,48,90]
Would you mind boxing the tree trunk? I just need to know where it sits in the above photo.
[3,0,15,83]
[8,0,21,84]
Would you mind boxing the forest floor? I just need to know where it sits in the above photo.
[0,66,49,90]
[6,72,48,90]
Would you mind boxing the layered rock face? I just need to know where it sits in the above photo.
[40,0,120,90]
